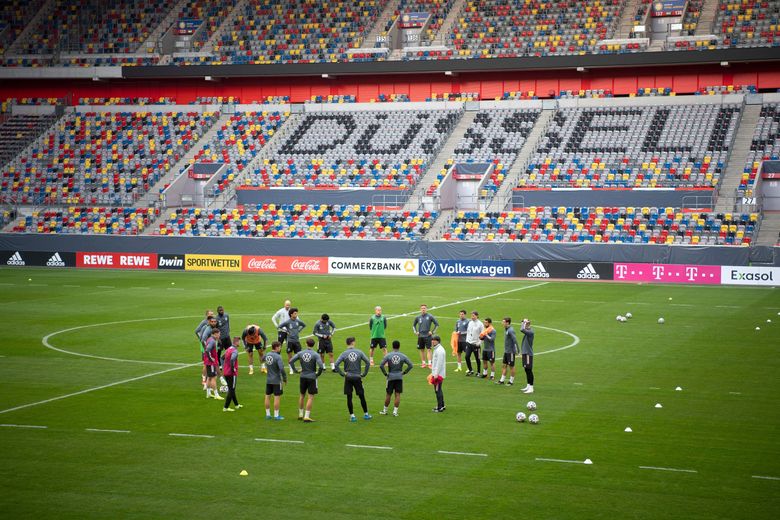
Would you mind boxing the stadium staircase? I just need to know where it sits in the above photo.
[615,0,643,39]
[715,103,761,212]
[207,112,302,209]
[694,0,719,36]
[425,208,455,240]
[138,0,191,54]
[5,0,55,56]
[135,111,232,208]
[361,0,402,49]
[433,0,467,46]
[204,0,249,50]
[403,109,473,210]
[487,108,555,212]
[755,212,780,246]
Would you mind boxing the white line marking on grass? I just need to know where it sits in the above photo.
[716,305,741,309]
[255,438,304,445]
[345,293,367,296]
[1,423,47,429]
[584,300,607,304]
[384,294,404,297]
[649,387,661,390]
[96,285,115,289]
[130,286,150,290]
[86,428,130,433]
[29,283,48,287]
[346,444,393,450]
[63,284,80,288]
[536,458,588,465]
[0,364,194,415]
[752,475,780,481]
[438,450,487,457]
[639,466,697,474]
[670,303,694,307]
[169,433,214,439]
[167,287,184,291]
[540,299,565,303]
[234,289,252,293]
[202,288,219,292]
[729,392,742,395]
[0,283,16,286]
[573,382,584,386]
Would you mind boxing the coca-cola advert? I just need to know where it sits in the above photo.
[241,256,327,274]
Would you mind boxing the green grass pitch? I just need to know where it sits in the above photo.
[0,267,778,519]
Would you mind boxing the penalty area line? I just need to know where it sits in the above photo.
[1,423,47,429]
[752,475,780,481]
[438,450,487,457]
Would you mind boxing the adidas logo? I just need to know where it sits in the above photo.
[577,263,600,280]
[526,262,549,278]
[46,252,66,267]
[6,251,25,266]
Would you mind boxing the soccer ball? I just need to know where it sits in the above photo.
[219,385,228,394]
[616,315,623,321]
[515,412,527,422]
[528,414,539,424]
[527,401,537,411]
[625,312,633,319]
[658,317,665,324]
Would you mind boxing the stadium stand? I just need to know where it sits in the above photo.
[11,206,158,234]
[1,110,218,205]
[158,204,437,239]
[0,0,46,55]
[186,110,289,196]
[194,0,384,65]
[77,97,177,105]
[177,0,238,50]
[18,0,170,56]
[713,0,780,48]
[0,114,58,168]
[740,102,779,195]
[443,206,758,245]
[244,108,461,189]
[520,102,741,188]
[393,0,457,42]
[447,0,624,59]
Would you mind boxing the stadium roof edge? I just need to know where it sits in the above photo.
[122,48,780,80]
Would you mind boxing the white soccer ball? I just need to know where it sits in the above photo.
[515,412,527,423]
[528,414,539,424]
[625,312,633,319]
[219,385,228,394]
[527,401,537,411]
[616,315,623,322]
[658,317,665,324]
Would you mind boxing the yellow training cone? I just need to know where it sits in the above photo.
[240,470,248,476]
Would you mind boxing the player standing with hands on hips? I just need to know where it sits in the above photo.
[379,340,413,416]
[413,304,439,368]
[519,319,535,394]
[289,338,324,422]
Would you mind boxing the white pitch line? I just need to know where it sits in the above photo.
[96,285,115,289]
[0,282,16,286]
[639,466,697,474]
[63,284,81,288]
[255,438,304,445]
[345,293,367,296]
[536,458,588,465]
[167,287,184,291]
[752,475,780,481]
[1,423,47,429]
[346,444,393,450]
[234,289,252,293]
[86,428,130,434]
[29,283,48,287]
[0,364,194,415]
[438,450,487,457]
[384,294,404,297]
[130,286,150,290]
[649,387,661,390]
[670,303,694,307]
[573,382,584,386]
[202,288,219,292]
[716,305,741,309]
[169,433,214,439]
[729,392,742,395]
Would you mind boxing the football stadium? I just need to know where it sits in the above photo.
[0,1,779,518]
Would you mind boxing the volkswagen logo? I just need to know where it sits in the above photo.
[420,260,437,276]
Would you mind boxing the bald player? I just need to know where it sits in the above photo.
[271,300,292,347]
